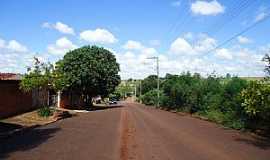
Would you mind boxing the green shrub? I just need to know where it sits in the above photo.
[225,119,245,130]
[139,72,270,131]
[38,107,54,117]
[141,89,165,106]
[241,81,270,122]
[204,109,225,124]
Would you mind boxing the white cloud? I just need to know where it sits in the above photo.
[237,36,252,44]
[0,38,28,52]
[215,48,233,60]
[54,22,75,35]
[123,40,144,50]
[0,38,35,73]
[123,51,136,59]
[116,41,161,79]
[191,0,225,16]
[255,12,268,22]
[169,34,216,55]
[254,6,269,23]
[7,40,28,52]
[47,37,77,55]
[169,38,195,55]
[171,1,181,7]
[117,41,266,79]
[141,47,158,56]
[42,21,75,35]
[80,28,117,44]
[0,38,6,48]
[122,40,158,58]
[193,36,216,53]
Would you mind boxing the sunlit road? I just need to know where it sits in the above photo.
[1,102,270,160]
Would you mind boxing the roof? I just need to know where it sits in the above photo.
[0,73,22,80]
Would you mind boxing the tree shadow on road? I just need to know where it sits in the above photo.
[0,126,60,159]
[235,135,270,150]
[0,122,23,133]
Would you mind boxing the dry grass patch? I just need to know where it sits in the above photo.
[1,110,56,127]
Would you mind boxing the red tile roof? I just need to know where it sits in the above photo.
[0,73,22,80]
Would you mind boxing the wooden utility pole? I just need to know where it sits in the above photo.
[147,56,160,107]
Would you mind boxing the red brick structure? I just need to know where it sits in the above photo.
[58,91,85,109]
[0,73,48,119]
[0,73,88,118]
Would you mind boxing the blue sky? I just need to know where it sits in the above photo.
[0,0,270,79]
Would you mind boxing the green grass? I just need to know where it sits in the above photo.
[240,77,264,81]
[37,107,54,117]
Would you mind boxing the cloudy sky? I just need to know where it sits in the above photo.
[0,0,270,79]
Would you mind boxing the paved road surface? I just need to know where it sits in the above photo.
[1,102,270,160]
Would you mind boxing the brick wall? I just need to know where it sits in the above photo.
[0,80,35,119]
[60,91,85,109]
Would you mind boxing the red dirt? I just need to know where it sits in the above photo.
[120,102,270,160]
[1,102,270,160]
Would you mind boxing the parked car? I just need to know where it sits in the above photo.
[109,98,117,105]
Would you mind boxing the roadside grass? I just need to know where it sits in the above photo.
[1,108,56,127]
[198,110,245,130]
[38,107,55,117]
[157,106,246,130]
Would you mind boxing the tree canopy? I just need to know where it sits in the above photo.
[141,75,158,95]
[55,46,120,98]
[20,57,54,92]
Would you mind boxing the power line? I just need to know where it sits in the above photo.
[162,0,194,45]
[204,0,255,37]
[204,12,270,55]
[191,0,256,49]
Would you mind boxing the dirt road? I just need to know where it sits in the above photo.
[1,102,270,160]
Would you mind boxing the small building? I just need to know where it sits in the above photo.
[0,73,92,118]
[0,73,49,119]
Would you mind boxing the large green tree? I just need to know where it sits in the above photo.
[55,46,120,104]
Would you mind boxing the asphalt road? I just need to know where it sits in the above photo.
[1,102,270,160]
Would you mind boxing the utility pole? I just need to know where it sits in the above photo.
[139,80,142,103]
[134,81,137,102]
[147,56,160,107]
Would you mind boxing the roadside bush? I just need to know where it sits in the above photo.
[141,75,158,95]
[140,73,252,129]
[162,72,202,111]
[140,90,157,106]
[203,109,225,124]
[201,109,245,129]
[140,89,166,107]
[38,107,54,117]
[139,72,270,131]
[241,81,270,125]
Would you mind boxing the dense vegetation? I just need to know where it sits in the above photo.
[21,46,120,107]
[55,46,120,105]
[139,55,270,132]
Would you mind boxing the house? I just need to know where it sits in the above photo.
[0,73,50,119]
[0,73,91,118]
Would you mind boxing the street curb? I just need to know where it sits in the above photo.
[0,125,39,139]
[0,120,57,139]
